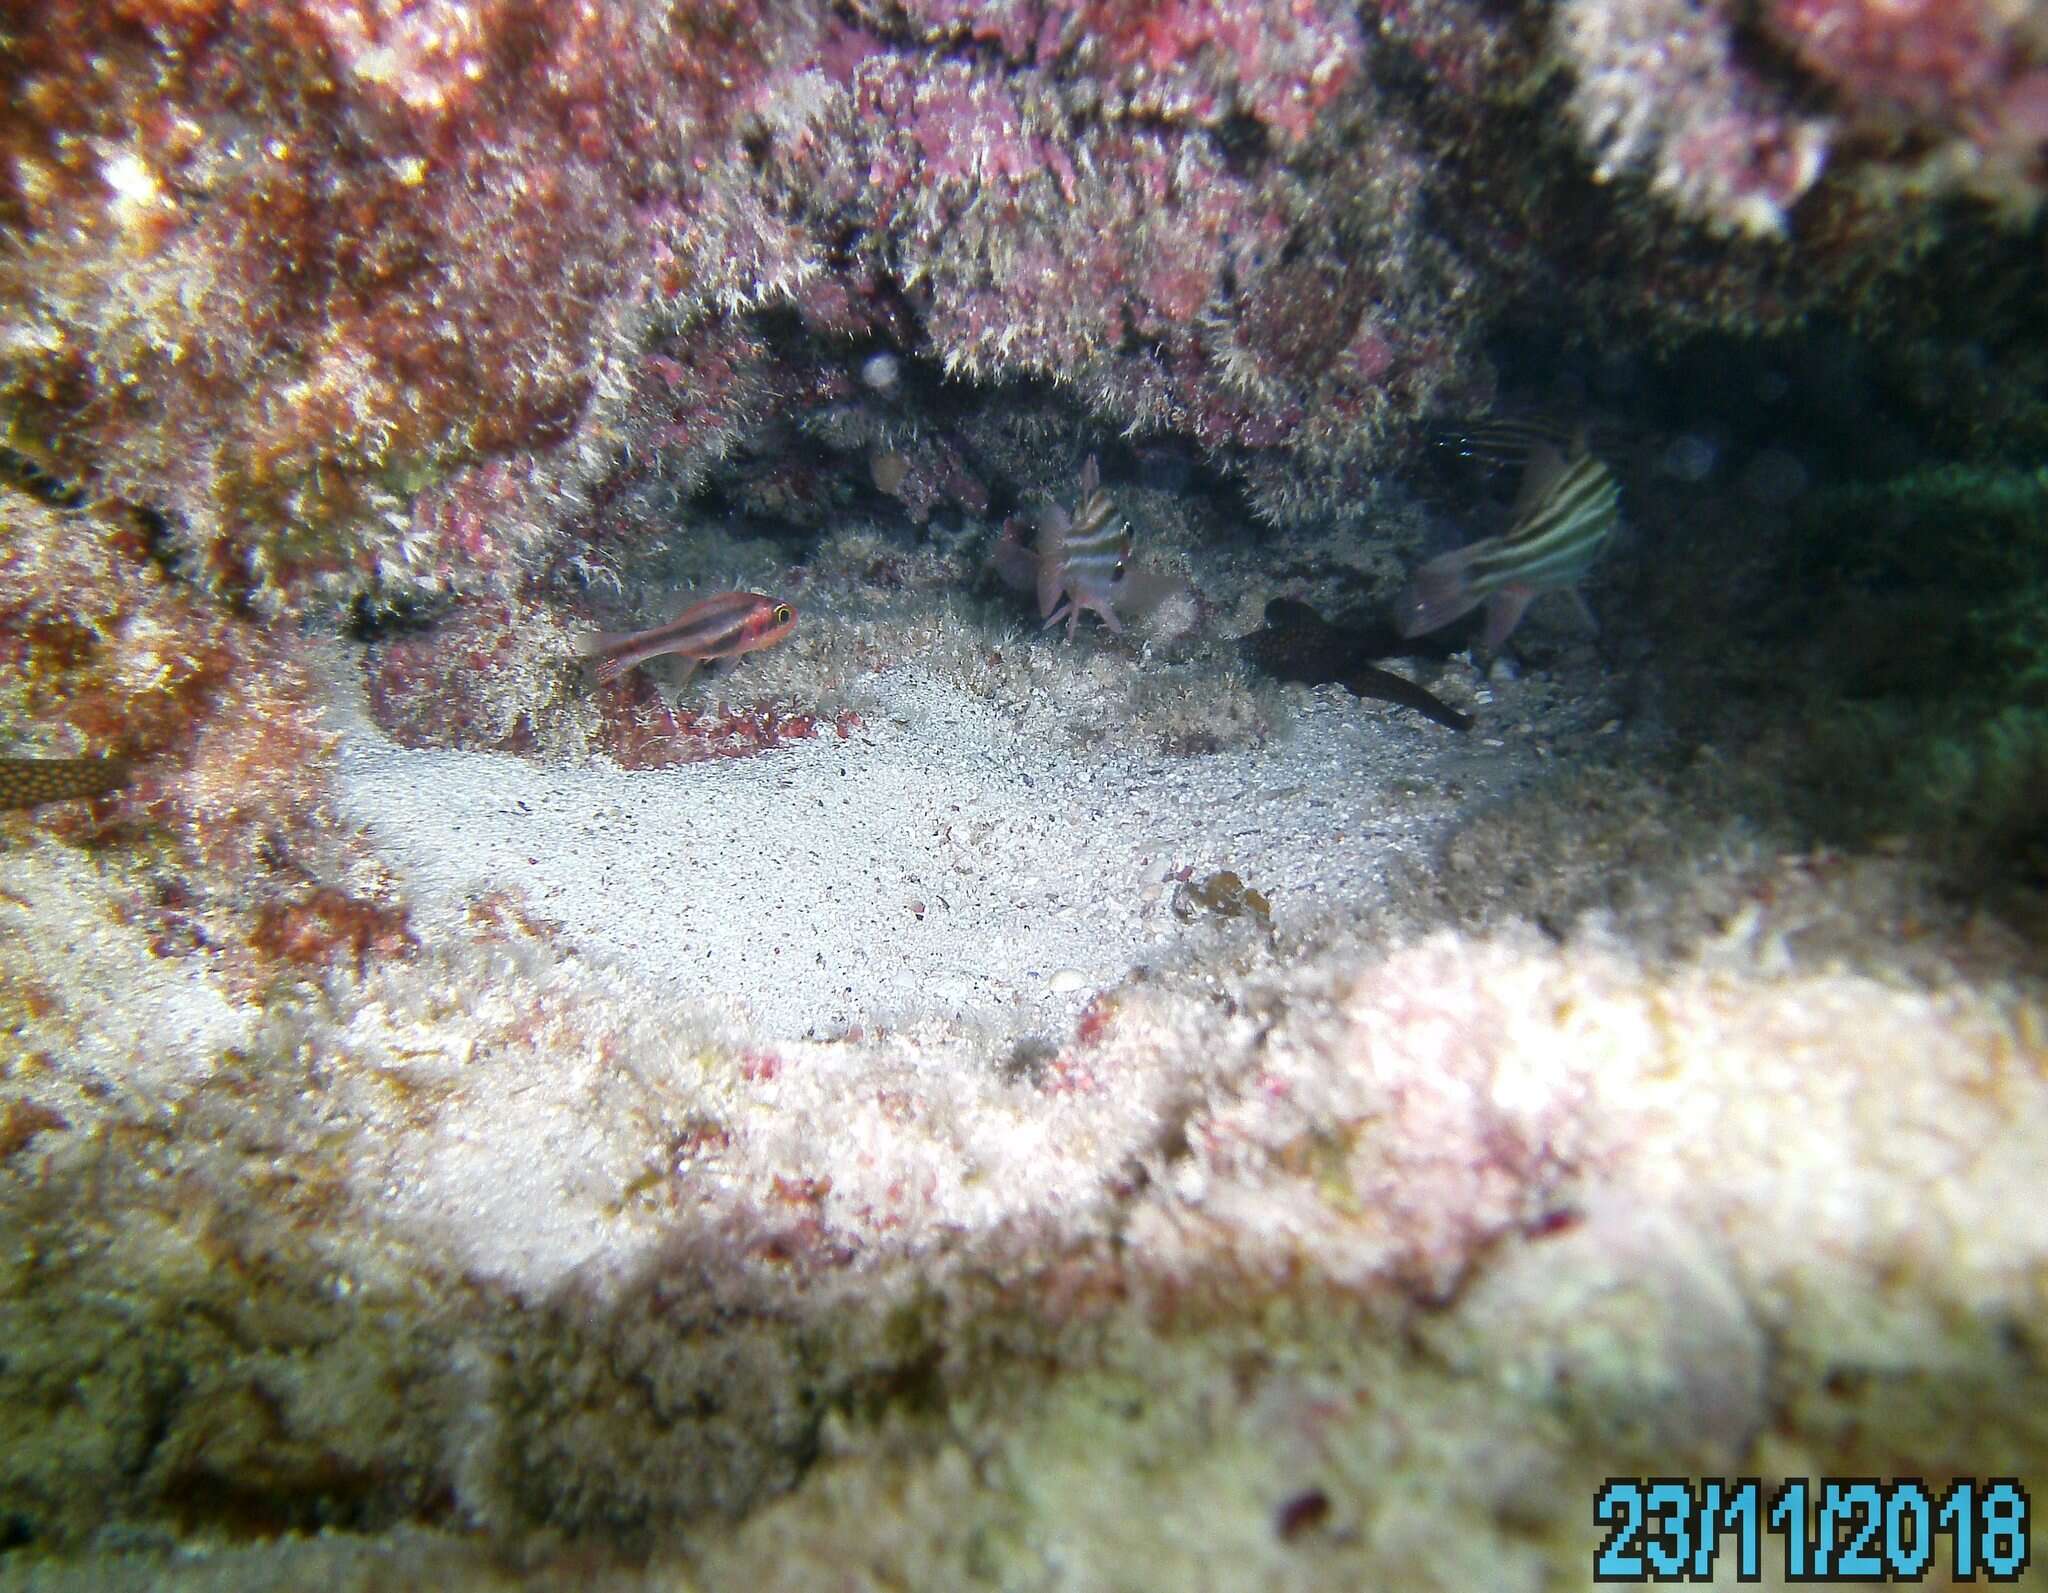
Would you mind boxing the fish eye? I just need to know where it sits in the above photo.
[773,604,793,625]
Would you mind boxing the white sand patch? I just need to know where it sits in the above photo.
[0,845,254,1096]
[335,665,1516,1045]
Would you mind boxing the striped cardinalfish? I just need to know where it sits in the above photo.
[1038,454,1133,639]
[581,591,797,685]
[1398,435,1620,649]
[0,756,129,811]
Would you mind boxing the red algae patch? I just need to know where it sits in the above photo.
[595,694,863,770]
[251,887,418,977]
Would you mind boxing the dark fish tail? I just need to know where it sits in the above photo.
[1342,666,1473,733]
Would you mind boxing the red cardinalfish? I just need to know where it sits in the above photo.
[582,591,797,686]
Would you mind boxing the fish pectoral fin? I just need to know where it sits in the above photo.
[1399,546,1488,639]
[1479,585,1537,650]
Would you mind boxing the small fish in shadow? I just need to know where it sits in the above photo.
[0,756,131,811]
[1241,598,1472,732]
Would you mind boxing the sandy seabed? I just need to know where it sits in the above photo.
[335,665,1522,1042]
[3,641,2045,1592]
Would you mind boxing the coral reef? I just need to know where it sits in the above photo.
[4,0,2041,602]
[5,0,2048,1584]
[0,493,335,884]
[0,0,807,609]
[1551,0,2048,233]
[1764,0,2048,215]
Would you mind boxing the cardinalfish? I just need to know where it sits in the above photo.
[1399,431,1620,650]
[1037,454,1133,638]
[991,454,1201,641]
[581,591,797,685]
[0,756,130,812]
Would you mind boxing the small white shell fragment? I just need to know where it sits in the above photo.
[1047,968,1088,995]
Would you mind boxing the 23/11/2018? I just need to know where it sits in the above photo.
[1594,1475,2032,1583]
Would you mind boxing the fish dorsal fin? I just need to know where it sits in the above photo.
[1079,453,1100,498]
[1512,442,1568,517]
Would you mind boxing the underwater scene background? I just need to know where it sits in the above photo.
[2,0,2046,1585]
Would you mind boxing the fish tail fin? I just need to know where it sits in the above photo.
[1397,547,1488,639]
[581,626,655,684]
[580,627,648,657]
[991,516,1040,593]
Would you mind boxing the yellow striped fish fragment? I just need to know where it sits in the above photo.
[1399,438,1620,650]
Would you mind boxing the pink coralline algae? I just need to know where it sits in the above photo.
[1555,0,2048,233]
[0,0,814,608]
[363,592,860,771]
[1556,0,1833,238]
[0,0,2040,630]
[1765,0,2048,211]
[872,0,1363,144]
[776,27,1482,520]
[594,695,864,773]
[1069,0,1363,145]
[0,0,1500,589]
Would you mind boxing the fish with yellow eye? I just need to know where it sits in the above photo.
[580,590,798,686]
[0,756,130,812]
